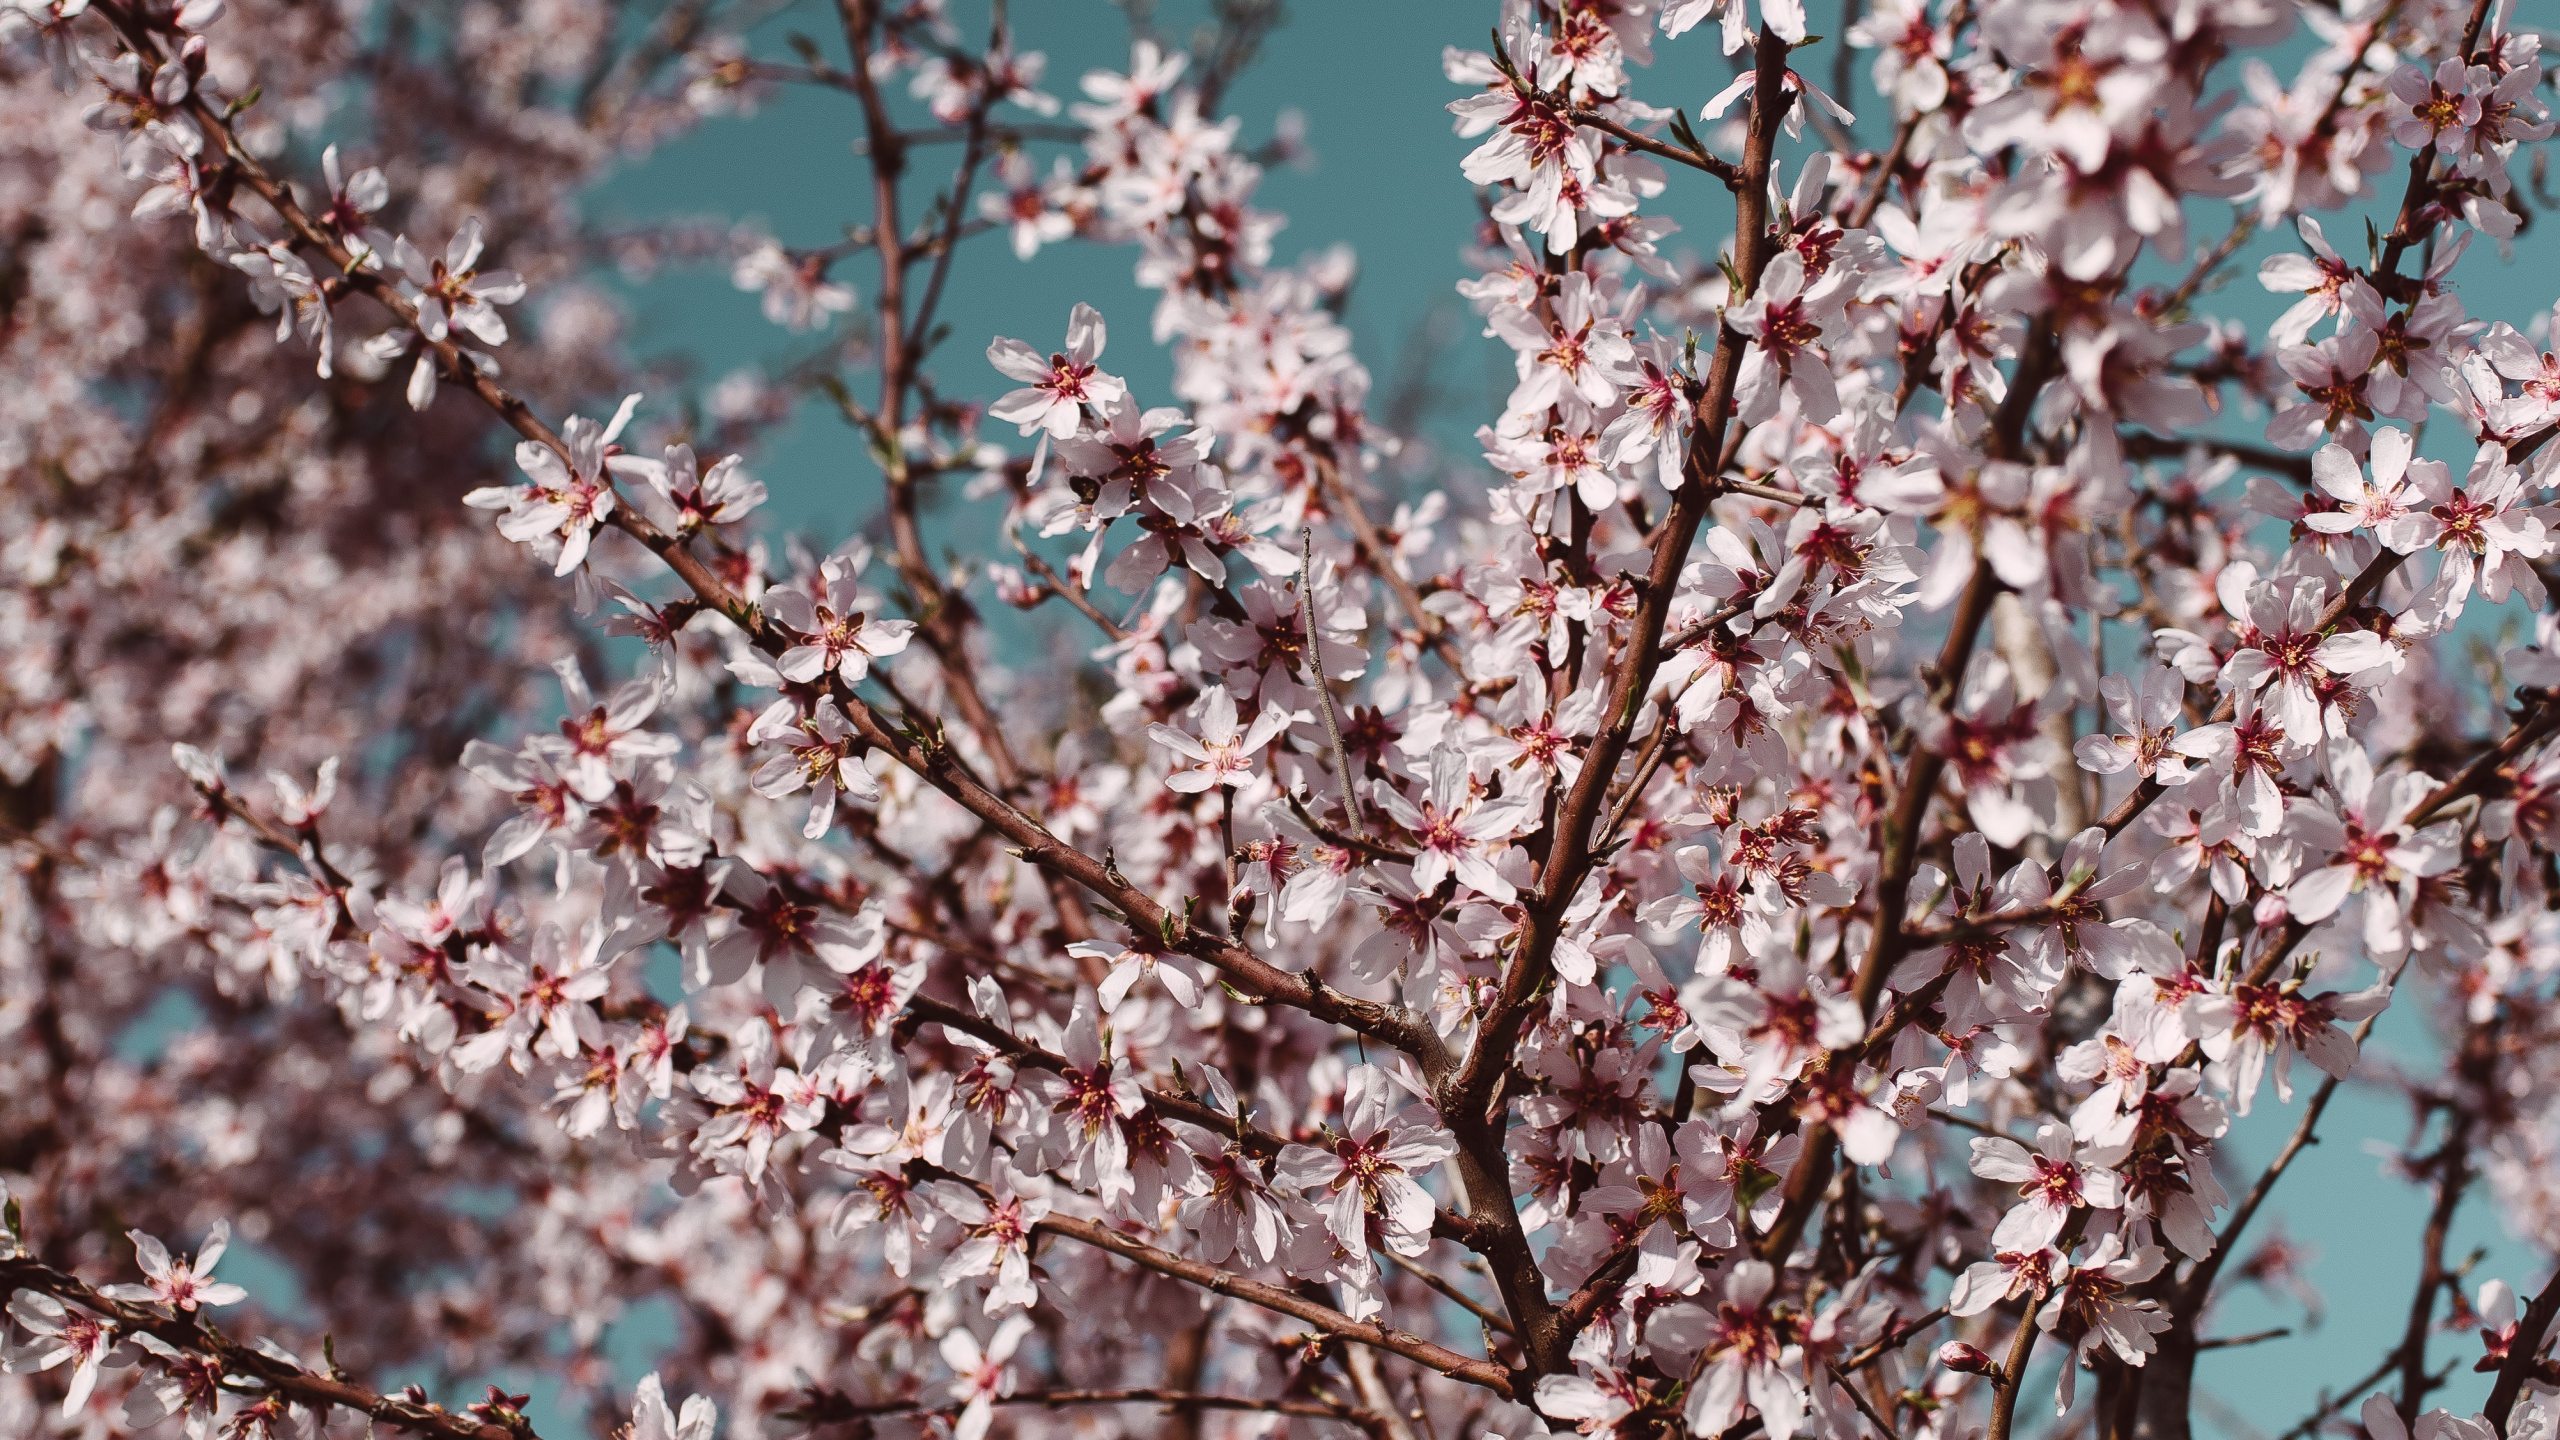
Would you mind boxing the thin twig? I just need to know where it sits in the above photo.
[0,1257,533,1440]
[1594,711,1677,854]
[2178,1014,2381,1315]
[1302,528,1366,834]
[1035,1214,1516,1397]
[1830,1362,1903,1440]
[809,1386,1376,1427]
[1844,1306,1952,1374]
[1285,791,1416,863]
[2198,1328,2295,1352]
[1010,537,1132,642]
[1383,1250,1516,1337]
[1567,105,1744,186]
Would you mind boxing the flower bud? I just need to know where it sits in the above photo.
[1938,1341,1997,1375]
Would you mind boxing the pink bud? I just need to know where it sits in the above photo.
[1938,1341,1997,1375]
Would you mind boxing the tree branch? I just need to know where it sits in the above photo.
[2487,1270,2560,1434]
[1032,1214,1518,1398]
[0,1258,530,1440]
[1441,27,1799,1377]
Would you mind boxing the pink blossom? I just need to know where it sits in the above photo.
[988,302,1127,439]
[99,1222,247,1313]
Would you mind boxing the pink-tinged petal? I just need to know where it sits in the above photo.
[985,337,1051,384]
[2219,649,2273,690]
[1967,1135,2037,1182]
[1145,724,1210,764]
[2285,863,2356,923]
[2309,442,2365,500]
[1451,850,1517,904]
[1990,1197,2065,1252]
[2312,631,2392,677]
[2258,253,2323,292]
[1064,301,1108,364]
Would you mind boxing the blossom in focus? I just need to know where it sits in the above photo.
[989,301,1127,439]
[98,1221,249,1313]
[1147,683,1290,792]
[463,395,641,576]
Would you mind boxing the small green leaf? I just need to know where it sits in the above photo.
[1735,1164,1784,1213]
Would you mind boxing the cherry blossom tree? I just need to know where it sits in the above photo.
[14,0,2560,1438]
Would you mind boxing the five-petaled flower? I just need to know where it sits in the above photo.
[101,1220,248,1312]
[1147,683,1293,792]
[988,301,1128,439]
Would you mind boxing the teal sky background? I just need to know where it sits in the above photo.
[451,1,2560,1432]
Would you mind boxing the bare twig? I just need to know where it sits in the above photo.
[1034,1214,1517,1398]
[1382,1250,1516,1337]
[0,1257,531,1440]
[1567,104,1745,186]
[1302,528,1367,834]
[2198,1328,2295,1352]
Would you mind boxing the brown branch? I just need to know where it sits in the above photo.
[1830,1361,1904,1440]
[2177,1015,2380,1317]
[2157,215,2257,318]
[1846,0,1972,230]
[834,0,1027,798]
[1553,1238,1642,1345]
[2197,1328,2293,1352]
[2394,1111,2477,1424]
[1985,1298,2045,1440]
[1382,1250,1516,1337]
[1662,597,1752,653]
[2487,1270,2560,1434]
[1441,27,1800,1378]
[1566,105,1744,187]
[1009,539,1134,641]
[0,1258,527,1440]
[2278,1353,2443,1440]
[906,992,1486,1251]
[809,1386,1379,1429]
[2407,694,2560,828]
[1594,712,1677,854]
[1311,451,1468,678]
[2121,432,2312,484]
[1844,1306,1951,1374]
[1032,1214,1518,1398]
[1718,476,1815,508]
[1285,792,1418,864]
[1757,549,2009,1264]
[1849,112,1922,231]
[905,993,1281,1151]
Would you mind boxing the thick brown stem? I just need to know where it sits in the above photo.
[1985,1302,2044,1440]
[1439,28,1797,1382]
[2487,1270,2560,1434]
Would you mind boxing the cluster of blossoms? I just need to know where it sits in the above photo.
[17,0,2560,1437]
